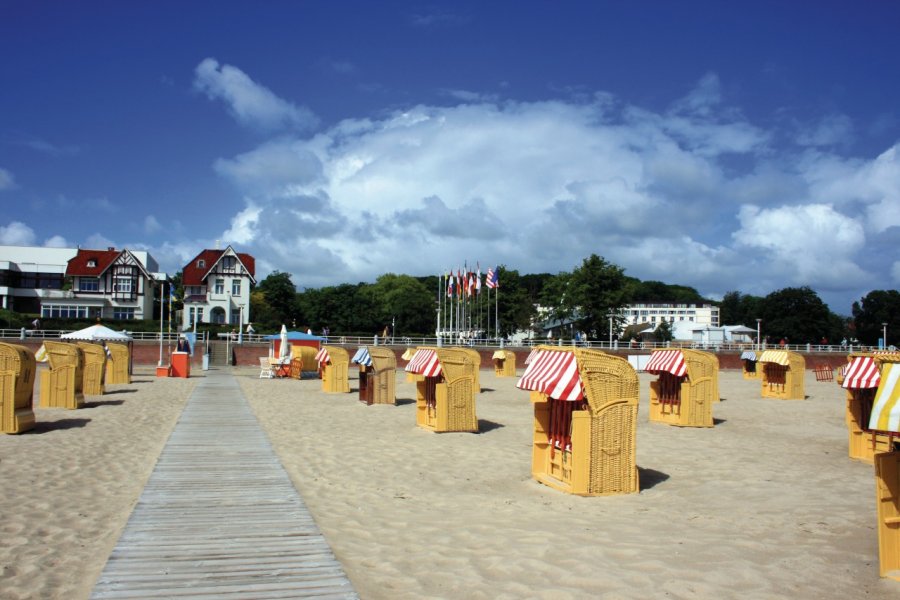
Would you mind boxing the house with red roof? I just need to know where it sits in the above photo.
[181,245,255,329]
[62,247,163,320]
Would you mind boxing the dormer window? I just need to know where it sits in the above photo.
[197,259,205,269]
[87,259,97,268]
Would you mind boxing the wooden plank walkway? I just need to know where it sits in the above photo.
[91,370,358,599]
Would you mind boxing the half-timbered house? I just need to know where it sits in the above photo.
[181,246,255,329]
[61,247,162,320]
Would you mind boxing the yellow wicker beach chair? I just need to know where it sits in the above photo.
[648,349,717,428]
[842,353,900,462]
[104,342,131,385]
[40,341,85,409]
[0,342,36,434]
[870,357,900,580]
[76,342,107,396]
[321,345,350,393]
[492,349,516,377]
[524,347,639,496]
[360,347,396,405]
[759,349,805,400]
[414,347,478,433]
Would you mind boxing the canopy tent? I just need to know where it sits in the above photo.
[60,324,132,341]
[758,349,791,366]
[352,347,372,367]
[869,363,900,433]
[405,348,442,377]
[842,356,881,390]
[645,349,688,377]
[517,348,583,401]
[740,350,757,361]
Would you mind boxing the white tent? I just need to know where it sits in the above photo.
[60,324,133,341]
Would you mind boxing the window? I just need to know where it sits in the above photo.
[114,277,132,293]
[214,279,224,294]
[223,256,236,271]
[197,259,205,269]
[113,307,135,320]
[231,279,241,295]
[87,259,97,268]
[42,304,89,319]
[80,277,99,292]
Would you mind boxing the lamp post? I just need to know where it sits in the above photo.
[238,304,244,345]
[158,279,164,367]
[607,311,615,348]
[883,322,888,349]
[756,318,761,352]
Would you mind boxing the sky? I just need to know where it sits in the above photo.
[2,1,899,315]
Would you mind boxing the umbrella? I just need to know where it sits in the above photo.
[60,324,133,341]
[278,324,290,361]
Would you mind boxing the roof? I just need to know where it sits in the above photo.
[516,348,583,401]
[405,348,442,377]
[869,362,900,433]
[263,331,323,341]
[66,248,120,277]
[645,349,687,377]
[182,247,256,286]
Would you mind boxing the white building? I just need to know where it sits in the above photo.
[181,246,255,329]
[0,245,164,320]
[622,302,720,329]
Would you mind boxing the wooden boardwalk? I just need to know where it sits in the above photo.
[91,370,358,599]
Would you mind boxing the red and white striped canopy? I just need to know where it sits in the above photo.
[516,349,583,401]
[645,349,687,377]
[841,356,881,389]
[404,348,442,377]
[524,349,539,365]
[315,348,330,365]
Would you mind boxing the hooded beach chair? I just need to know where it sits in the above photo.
[646,348,718,428]
[40,341,85,409]
[0,342,36,434]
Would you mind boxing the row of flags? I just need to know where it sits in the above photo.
[446,265,499,297]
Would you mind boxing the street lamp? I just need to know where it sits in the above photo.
[883,322,888,349]
[607,312,615,348]
[756,318,761,352]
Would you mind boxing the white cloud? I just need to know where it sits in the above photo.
[0,221,35,245]
[144,215,162,234]
[43,235,70,248]
[194,58,318,132]
[796,113,854,147]
[194,69,900,309]
[0,168,15,191]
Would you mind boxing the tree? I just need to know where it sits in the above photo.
[494,267,536,337]
[852,290,900,346]
[563,254,629,338]
[757,287,840,344]
[370,274,435,335]
[654,319,674,342]
[256,271,299,327]
[719,290,763,327]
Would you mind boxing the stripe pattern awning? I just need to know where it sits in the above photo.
[315,348,330,365]
[524,349,538,365]
[758,350,790,366]
[869,362,900,433]
[516,349,583,401]
[351,347,372,366]
[841,356,880,389]
[404,349,442,377]
[645,350,687,377]
[740,350,757,360]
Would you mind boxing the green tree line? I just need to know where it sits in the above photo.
[183,255,897,345]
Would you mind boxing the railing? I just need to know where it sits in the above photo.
[0,328,887,354]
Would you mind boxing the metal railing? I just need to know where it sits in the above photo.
[0,328,885,354]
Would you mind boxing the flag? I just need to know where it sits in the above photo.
[467,271,475,297]
[476,264,482,294]
[486,267,499,289]
[447,273,455,297]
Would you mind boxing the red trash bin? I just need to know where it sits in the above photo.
[171,352,191,378]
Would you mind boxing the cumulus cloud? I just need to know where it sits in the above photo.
[0,221,35,245]
[0,167,15,191]
[194,68,900,308]
[44,235,70,248]
[144,215,162,234]
[194,58,319,132]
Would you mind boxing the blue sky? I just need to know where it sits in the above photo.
[2,1,899,315]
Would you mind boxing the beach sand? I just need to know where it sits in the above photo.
[1,364,897,599]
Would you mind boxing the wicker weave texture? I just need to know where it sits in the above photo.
[0,343,36,434]
[874,451,900,580]
[321,345,350,393]
[368,347,396,405]
[40,341,84,409]
[104,342,131,384]
[576,349,639,495]
[77,342,107,396]
[493,350,516,377]
[414,348,478,433]
[845,388,890,462]
[761,350,806,400]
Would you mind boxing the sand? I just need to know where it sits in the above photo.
[1,364,898,599]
